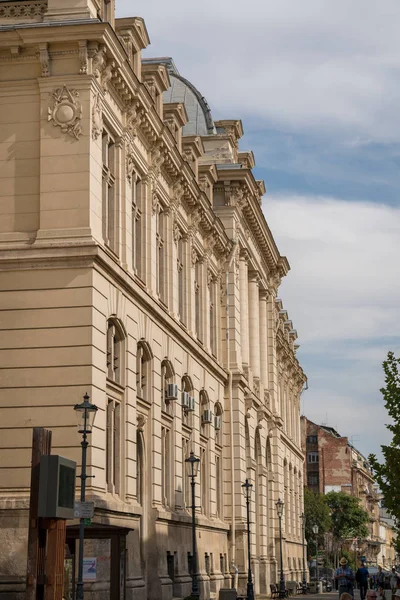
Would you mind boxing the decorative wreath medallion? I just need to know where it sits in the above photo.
[48,85,82,139]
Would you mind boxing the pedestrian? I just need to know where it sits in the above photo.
[390,568,398,595]
[356,562,370,600]
[335,557,355,598]
[376,566,385,590]
[376,586,384,600]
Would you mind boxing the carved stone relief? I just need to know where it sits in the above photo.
[39,43,50,77]
[91,93,102,141]
[48,85,82,140]
[78,40,88,75]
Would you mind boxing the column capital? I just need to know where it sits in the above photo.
[248,270,260,285]
[240,247,250,262]
[259,288,270,301]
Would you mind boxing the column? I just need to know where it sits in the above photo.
[259,290,269,392]
[248,271,260,379]
[239,251,249,368]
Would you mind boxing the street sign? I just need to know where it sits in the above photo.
[83,518,91,526]
[74,501,94,519]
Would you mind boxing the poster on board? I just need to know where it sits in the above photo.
[82,558,97,581]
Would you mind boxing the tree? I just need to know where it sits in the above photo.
[369,352,400,524]
[325,491,369,540]
[304,488,331,555]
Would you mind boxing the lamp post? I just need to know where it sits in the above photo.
[74,392,98,600]
[185,451,200,599]
[312,524,319,591]
[300,513,307,594]
[242,479,255,600]
[276,498,286,599]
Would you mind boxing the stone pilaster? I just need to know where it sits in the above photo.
[248,271,260,380]
[239,251,249,368]
[259,290,269,392]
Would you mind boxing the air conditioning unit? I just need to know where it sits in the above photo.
[188,396,195,412]
[201,409,213,425]
[181,392,190,409]
[166,383,178,400]
[214,415,222,430]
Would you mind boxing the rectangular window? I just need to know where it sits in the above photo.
[209,276,216,356]
[307,435,318,444]
[102,130,118,254]
[161,426,170,507]
[216,453,222,518]
[308,473,319,486]
[132,173,142,275]
[308,452,319,463]
[195,260,202,342]
[178,237,186,325]
[106,398,121,494]
[156,207,166,304]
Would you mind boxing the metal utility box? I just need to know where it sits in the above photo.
[38,455,76,519]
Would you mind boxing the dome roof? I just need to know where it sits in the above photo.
[142,57,216,136]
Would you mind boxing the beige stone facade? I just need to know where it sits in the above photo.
[0,1,306,599]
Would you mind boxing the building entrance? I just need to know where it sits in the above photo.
[65,523,131,600]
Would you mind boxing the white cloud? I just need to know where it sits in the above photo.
[263,195,400,342]
[119,0,400,141]
[263,195,400,457]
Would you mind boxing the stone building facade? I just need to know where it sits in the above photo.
[0,1,306,598]
[301,418,383,565]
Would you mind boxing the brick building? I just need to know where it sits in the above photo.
[301,417,383,565]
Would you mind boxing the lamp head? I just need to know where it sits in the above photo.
[276,497,284,518]
[242,478,253,498]
[185,451,200,478]
[74,392,98,433]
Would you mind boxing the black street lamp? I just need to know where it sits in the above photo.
[185,451,200,600]
[242,479,255,600]
[74,392,98,600]
[300,513,307,594]
[276,498,286,599]
[313,524,319,590]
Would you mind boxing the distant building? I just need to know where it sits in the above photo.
[378,507,397,569]
[301,417,383,565]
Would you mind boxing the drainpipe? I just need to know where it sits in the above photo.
[225,239,238,586]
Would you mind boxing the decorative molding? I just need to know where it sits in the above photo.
[48,85,82,140]
[92,45,107,78]
[137,413,147,432]
[78,40,88,75]
[39,43,50,77]
[173,222,182,245]
[91,93,102,141]
[0,1,46,19]
[127,102,144,137]
[126,143,135,184]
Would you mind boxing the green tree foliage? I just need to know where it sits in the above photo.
[325,491,369,540]
[304,488,331,554]
[369,352,400,523]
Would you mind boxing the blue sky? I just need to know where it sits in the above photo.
[118,0,400,459]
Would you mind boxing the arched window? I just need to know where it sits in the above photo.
[181,375,194,428]
[214,402,223,447]
[105,318,125,496]
[161,359,175,509]
[199,389,211,434]
[161,359,175,414]
[107,319,125,385]
[136,340,153,402]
